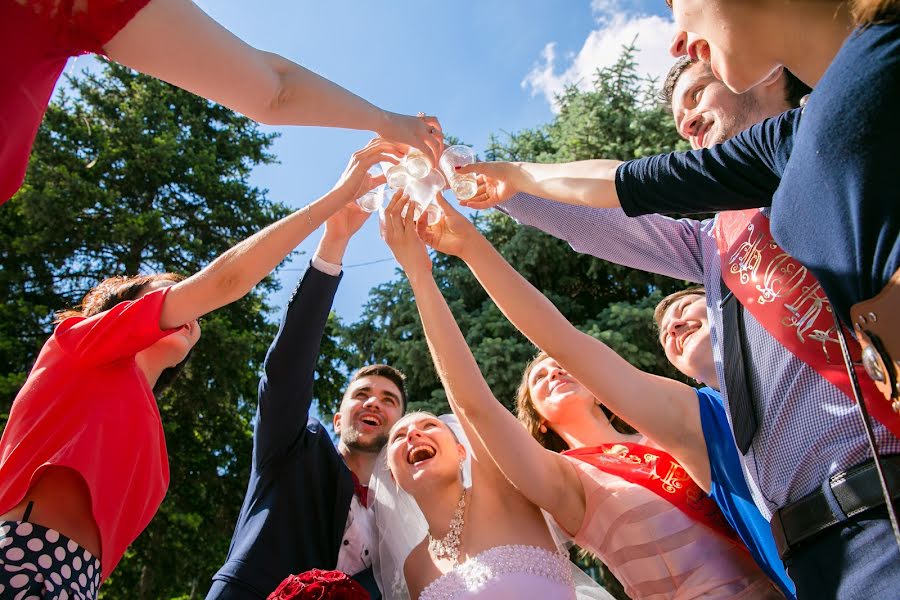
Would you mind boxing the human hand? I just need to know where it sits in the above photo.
[315,200,372,264]
[415,193,479,259]
[332,138,403,202]
[382,190,433,276]
[455,161,524,210]
[377,112,444,168]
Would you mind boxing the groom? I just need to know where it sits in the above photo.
[206,202,406,600]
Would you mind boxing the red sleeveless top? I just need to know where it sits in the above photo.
[0,0,152,202]
[0,286,178,580]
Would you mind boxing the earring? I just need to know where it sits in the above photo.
[539,423,548,434]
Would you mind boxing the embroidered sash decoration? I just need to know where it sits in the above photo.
[563,443,740,544]
[715,209,900,439]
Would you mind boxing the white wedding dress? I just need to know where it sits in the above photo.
[371,416,613,600]
[418,545,576,600]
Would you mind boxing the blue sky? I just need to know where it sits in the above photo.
[142,0,676,323]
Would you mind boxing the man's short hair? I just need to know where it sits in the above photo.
[659,57,812,112]
[345,364,408,411]
[653,286,707,333]
[659,55,698,109]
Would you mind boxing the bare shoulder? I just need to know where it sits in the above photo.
[404,539,435,600]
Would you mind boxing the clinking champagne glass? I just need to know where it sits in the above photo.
[385,162,411,189]
[422,203,444,226]
[405,169,445,207]
[404,149,432,180]
[439,145,478,201]
[357,164,387,213]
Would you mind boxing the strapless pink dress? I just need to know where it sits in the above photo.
[418,545,576,600]
[565,456,784,600]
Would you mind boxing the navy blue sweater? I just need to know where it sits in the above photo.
[618,22,900,324]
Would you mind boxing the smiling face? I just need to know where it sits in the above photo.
[667,0,785,94]
[387,412,466,495]
[657,292,717,387]
[527,356,598,432]
[334,375,405,454]
[671,61,788,149]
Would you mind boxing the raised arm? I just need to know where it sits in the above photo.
[158,138,399,330]
[457,110,795,215]
[381,192,587,535]
[254,203,371,468]
[457,160,622,211]
[499,193,706,284]
[103,0,443,163]
[421,195,711,490]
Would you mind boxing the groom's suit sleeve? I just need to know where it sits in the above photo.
[253,261,343,470]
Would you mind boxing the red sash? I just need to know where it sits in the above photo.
[563,443,740,544]
[715,209,900,439]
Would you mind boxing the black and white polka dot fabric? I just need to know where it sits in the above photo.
[0,520,101,600]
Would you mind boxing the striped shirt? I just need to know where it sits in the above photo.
[501,194,900,518]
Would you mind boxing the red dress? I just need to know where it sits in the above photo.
[0,0,152,203]
[0,287,179,580]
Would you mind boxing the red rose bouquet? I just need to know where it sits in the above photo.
[267,569,370,600]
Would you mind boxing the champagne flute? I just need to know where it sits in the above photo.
[404,149,432,180]
[439,145,478,200]
[357,164,387,213]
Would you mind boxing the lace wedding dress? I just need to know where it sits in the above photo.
[418,545,576,600]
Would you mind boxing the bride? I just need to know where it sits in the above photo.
[372,195,613,600]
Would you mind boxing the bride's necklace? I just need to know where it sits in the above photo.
[428,488,467,564]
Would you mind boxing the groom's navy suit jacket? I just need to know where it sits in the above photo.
[207,265,380,600]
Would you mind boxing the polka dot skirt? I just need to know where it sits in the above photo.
[0,520,101,600]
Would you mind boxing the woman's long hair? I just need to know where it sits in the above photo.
[56,273,189,395]
[515,350,636,453]
[852,0,900,25]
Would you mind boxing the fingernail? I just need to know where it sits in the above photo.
[454,166,461,171]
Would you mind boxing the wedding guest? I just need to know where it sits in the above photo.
[1,0,443,203]
[206,202,408,600]
[464,47,900,596]
[382,191,780,599]
[0,138,400,599]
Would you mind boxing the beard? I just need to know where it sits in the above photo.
[709,94,763,146]
[341,427,389,453]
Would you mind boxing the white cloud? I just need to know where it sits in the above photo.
[523,8,676,111]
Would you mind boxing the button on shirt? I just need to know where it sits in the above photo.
[335,493,376,576]
[501,194,900,518]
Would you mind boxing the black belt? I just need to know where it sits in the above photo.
[771,455,900,559]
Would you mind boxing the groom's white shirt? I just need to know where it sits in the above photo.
[336,495,376,576]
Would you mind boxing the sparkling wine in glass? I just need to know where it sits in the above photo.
[405,169,445,208]
[422,203,443,226]
[404,149,432,180]
[357,164,387,212]
[439,145,478,200]
[385,163,411,189]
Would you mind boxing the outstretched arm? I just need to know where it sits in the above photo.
[382,192,587,535]
[158,138,399,330]
[255,202,372,468]
[421,195,711,490]
[104,0,443,163]
[457,160,622,211]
